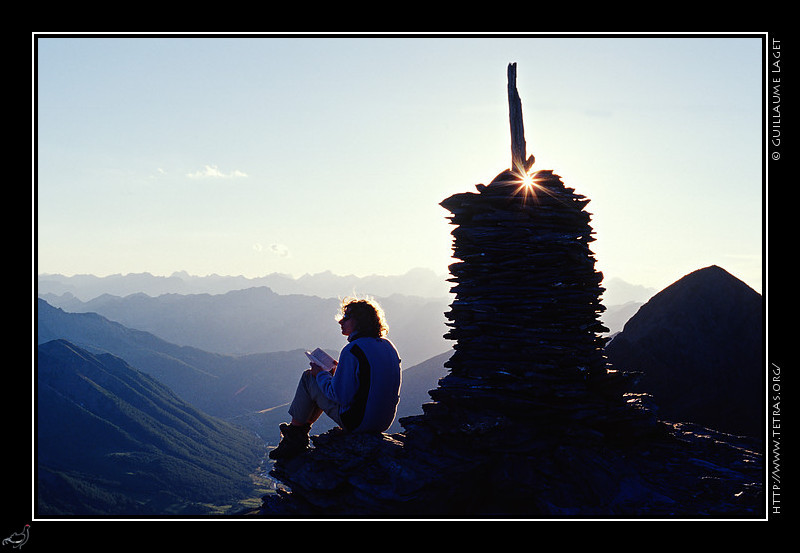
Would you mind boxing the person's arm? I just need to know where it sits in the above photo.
[316,346,358,406]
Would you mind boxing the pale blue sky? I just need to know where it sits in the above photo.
[35,34,764,293]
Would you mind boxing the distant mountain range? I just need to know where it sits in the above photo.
[36,268,657,305]
[37,267,452,301]
[37,339,265,516]
[606,265,764,438]
[39,286,450,369]
[37,269,655,350]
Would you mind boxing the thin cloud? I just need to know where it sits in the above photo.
[270,244,290,257]
[253,242,291,258]
[187,164,248,179]
[146,167,168,179]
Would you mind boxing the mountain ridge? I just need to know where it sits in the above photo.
[37,272,652,363]
[38,286,450,368]
[37,339,265,516]
[37,267,452,301]
[37,267,662,304]
[36,298,311,425]
[605,265,764,438]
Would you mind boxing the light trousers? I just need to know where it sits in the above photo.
[288,369,344,427]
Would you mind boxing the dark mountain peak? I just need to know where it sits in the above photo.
[654,264,758,301]
[38,296,56,310]
[606,265,764,438]
[621,264,761,338]
[670,265,757,300]
[40,336,91,357]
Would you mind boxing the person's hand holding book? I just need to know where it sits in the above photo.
[310,359,337,376]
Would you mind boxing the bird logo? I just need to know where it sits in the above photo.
[2,525,29,549]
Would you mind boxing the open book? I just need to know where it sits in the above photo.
[304,348,337,372]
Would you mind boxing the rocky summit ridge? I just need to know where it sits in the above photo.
[253,167,763,519]
[262,419,761,518]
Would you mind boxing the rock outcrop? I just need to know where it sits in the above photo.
[263,419,761,517]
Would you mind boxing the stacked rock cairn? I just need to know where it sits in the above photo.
[403,64,656,450]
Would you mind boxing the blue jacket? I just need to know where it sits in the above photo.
[316,334,402,433]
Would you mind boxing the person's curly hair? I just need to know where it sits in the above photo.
[340,297,389,338]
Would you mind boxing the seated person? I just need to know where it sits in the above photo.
[269,298,402,460]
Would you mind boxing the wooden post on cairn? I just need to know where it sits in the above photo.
[507,62,534,174]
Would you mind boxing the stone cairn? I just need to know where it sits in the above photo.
[259,64,763,518]
[405,63,655,449]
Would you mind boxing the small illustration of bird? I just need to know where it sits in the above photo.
[2,525,29,549]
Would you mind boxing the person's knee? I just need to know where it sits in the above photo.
[299,368,314,384]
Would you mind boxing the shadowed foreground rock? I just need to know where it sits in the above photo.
[261,419,761,517]
[255,166,763,518]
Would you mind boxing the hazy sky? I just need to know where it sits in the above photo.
[35,33,764,293]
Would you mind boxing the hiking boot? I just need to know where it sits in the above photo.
[269,423,311,460]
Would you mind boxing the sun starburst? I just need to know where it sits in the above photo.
[513,163,539,203]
